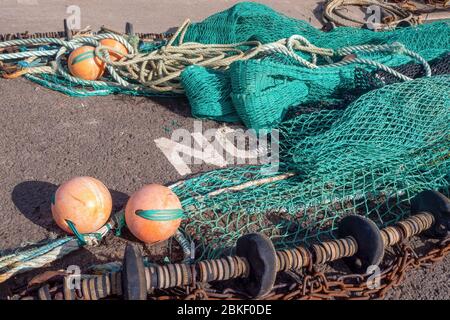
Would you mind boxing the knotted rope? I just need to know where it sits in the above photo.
[258,35,431,81]
[92,19,263,93]
[0,215,117,283]
[93,20,430,89]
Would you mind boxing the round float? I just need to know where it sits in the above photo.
[125,184,183,244]
[51,176,112,234]
[99,39,128,61]
[68,39,128,80]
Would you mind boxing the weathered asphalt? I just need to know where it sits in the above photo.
[0,0,449,299]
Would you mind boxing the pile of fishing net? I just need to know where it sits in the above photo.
[180,3,450,128]
[174,74,449,259]
[0,2,448,262]
[172,3,449,259]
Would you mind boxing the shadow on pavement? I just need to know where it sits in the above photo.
[12,180,129,232]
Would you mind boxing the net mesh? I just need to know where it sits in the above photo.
[174,75,450,260]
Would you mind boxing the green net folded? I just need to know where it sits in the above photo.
[174,75,450,260]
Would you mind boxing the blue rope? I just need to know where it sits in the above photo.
[65,220,87,246]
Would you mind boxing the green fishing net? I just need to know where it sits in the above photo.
[174,75,449,260]
[180,3,449,129]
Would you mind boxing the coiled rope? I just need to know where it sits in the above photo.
[322,0,418,29]
[91,19,263,93]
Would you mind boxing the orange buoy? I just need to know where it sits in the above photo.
[67,39,128,80]
[125,184,183,244]
[51,176,112,234]
[99,39,128,61]
[68,46,105,80]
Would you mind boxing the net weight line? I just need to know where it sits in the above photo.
[26,190,450,300]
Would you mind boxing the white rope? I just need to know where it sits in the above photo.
[0,239,80,283]
[0,211,122,283]
[1,18,431,92]
[258,35,431,81]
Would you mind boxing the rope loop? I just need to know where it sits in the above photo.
[334,41,431,79]
[323,0,417,30]
[65,220,106,246]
